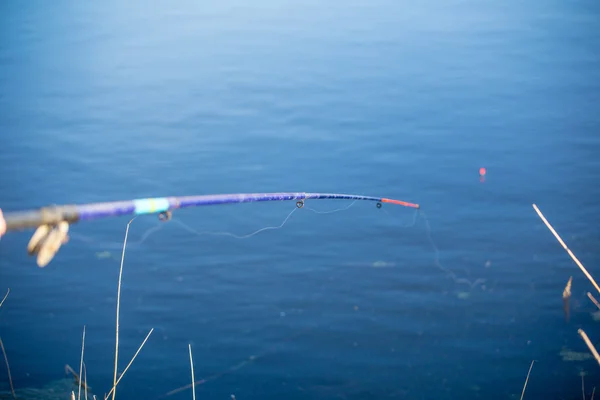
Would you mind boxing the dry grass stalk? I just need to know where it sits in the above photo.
[578,329,600,366]
[78,325,86,400]
[588,292,600,311]
[532,204,600,294]
[564,276,573,299]
[520,360,535,400]
[0,337,15,399]
[0,290,13,399]
[84,361,89,400]
[104,328,154,400]
[564,276,573,322]
[0,288,9,308]
[592,387,596,400]
[111,218,135,400]
[189,344,196,400]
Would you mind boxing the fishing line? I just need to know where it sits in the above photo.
[302,200,358,214]
[416,210,486,290]
[168,200,363,241]
[70,200,361,249]
[169,206,299,240]
[69,206,299,249]
[67,203,324,252]
[376,206,485,290]
[69,224,169,250]
[69,202,483,290]
[380,207,420,229]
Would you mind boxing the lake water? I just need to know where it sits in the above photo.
[1,1,599,399]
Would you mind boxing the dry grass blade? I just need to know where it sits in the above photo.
[578,329,600,366]
[0,337,15,399]
[592,386,596,400]
[564,276,573,322]
[520,360,535,400]
[588,292,600,311]
[0,288,9,308]
[84,361,89,400]
[111,218,135,400]
[189,344,196,400]
[532,204,600,294]
[105,328,154,400]
[78,325,86,400]
[564,276,573,299]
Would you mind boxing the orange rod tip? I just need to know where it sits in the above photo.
[381,198,420,208]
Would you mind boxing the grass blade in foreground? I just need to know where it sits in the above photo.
[520,360,535,400]
[532,204,600,294]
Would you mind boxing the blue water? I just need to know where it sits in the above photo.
[1,1,600,398]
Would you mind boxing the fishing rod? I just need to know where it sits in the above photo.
[0,192,420,268]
